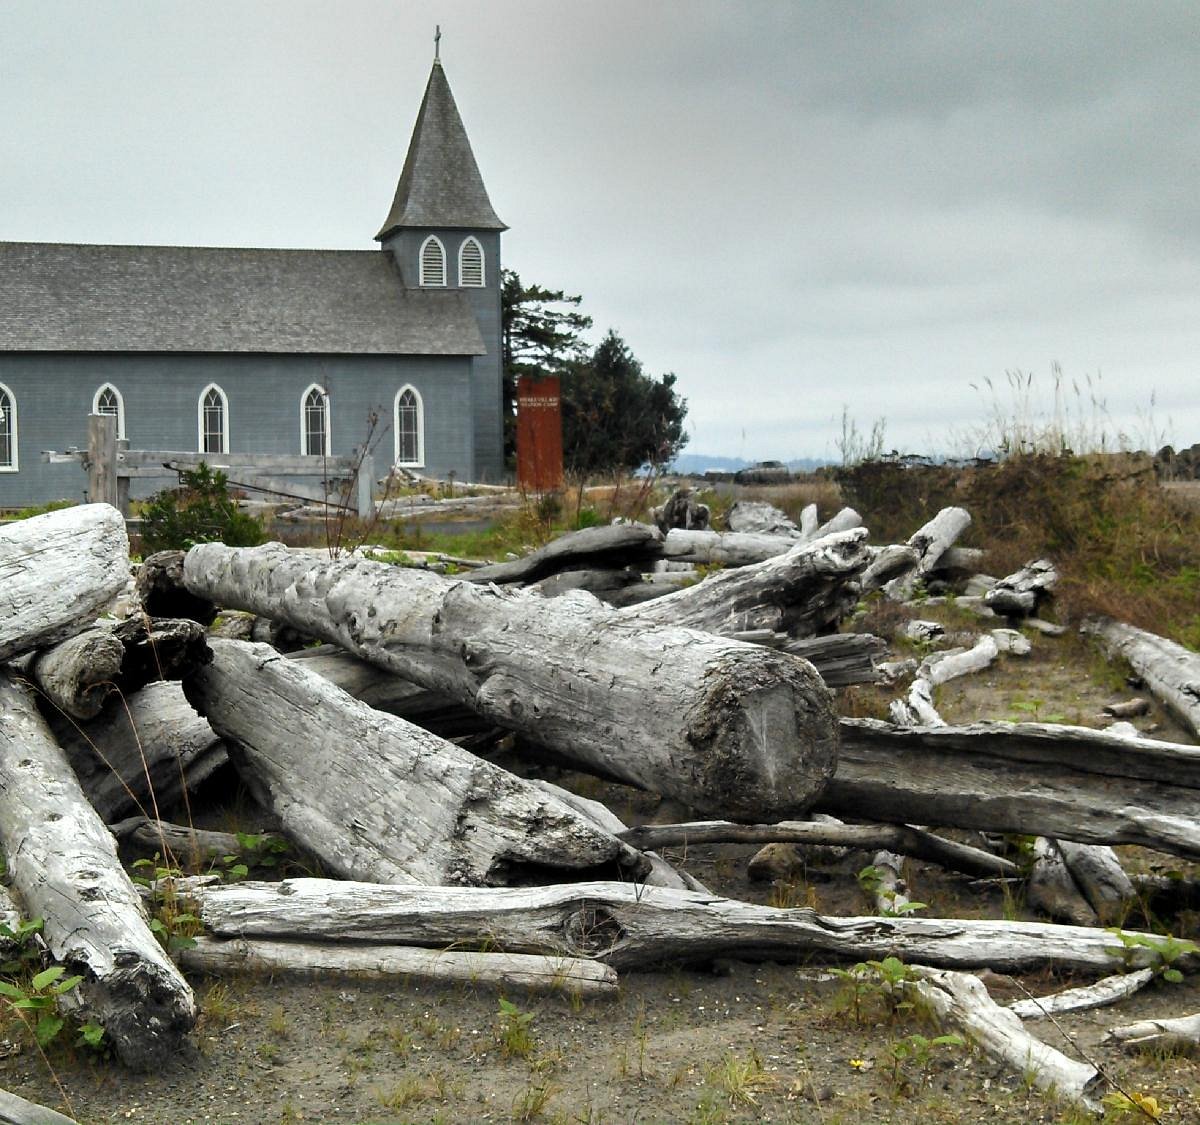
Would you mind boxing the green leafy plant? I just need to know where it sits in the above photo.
[140,462,265,553]
[1105,928,1198,983]
[495,997,536,1059]
[0,965,84,1048]
[131,857,199,953]
[888,1031,966,1092]
[830,956,918,1024]
[1102,1090,1166,1121]
[856,865,927,916]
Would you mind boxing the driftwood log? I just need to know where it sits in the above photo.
[725,501,799,537]
[1105,1011,1200,1054]
[180,938,618,997]
[1083,616,1200,740]
[0,673,195,1068]
[0,1088,79,1125]
[1057,841,1135,923]
[184,878,1196,976]
[186,639,651,886]
[984,558,1058,617]
[617,821,1017,879]
[660,529,801,567]
[1010,968,1155,1020]
[0,504,130,662]
[824,719,1200,860]
[1027,837,1097,926]
[50,680,227,822]
[181,543,838,820]
[884,506,972,601]
[108,817,287,868]
[136,549,217,624]
[906,967,1102,1109]
[465,523,663,585]
[781,633,885,686]
[626,528,870,637]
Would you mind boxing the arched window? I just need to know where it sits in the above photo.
[394,385,424,467]
[458,237,484,287]
[301,384,331,456]
[419,236,446,286]
[92,383,125,439]
[198,384,229,454]
[0,384,16,472]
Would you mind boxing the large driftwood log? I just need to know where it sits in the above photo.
[725,501,799,537]
[465,523,663,585]
[888,678,945,728]
[1082,616,1200,740]
[24,627,125,719]
[660,529,800,567]
[824,718,1200,860]
[181,544,838,820]
[984,559,1058,617]
[136,550,217,624]
[51,680,227,822]
[884,506,972,601]
[181,937,618,997]
[1105,1011,1200,1054]
[617,820,1017,878]
[919,635,999,687]
[108,817,287,868]
[186,878,1196,976]
[1010,968,1155,1020]
[625,529,870,638]
[808,507,863,541]
[0,504,130,662]
[1057,841,1135,923]
[187,639,650,886]
[0,674,195,1068]
[782,633,885,686]
[906,967,1102,1108]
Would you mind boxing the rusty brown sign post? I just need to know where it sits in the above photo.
[516,376,564,492]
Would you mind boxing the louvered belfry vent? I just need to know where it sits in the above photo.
[419,236,446,286]
[459,237,484,286]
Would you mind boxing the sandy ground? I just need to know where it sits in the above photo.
[2,608,1199,1125]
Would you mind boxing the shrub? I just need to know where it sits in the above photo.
[140,464,265,553]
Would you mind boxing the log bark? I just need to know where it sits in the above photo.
[187,639,650,886]
[905,967,1102,1108]
[625,528,870,638]
[50,680,228,823]
[24,627,125,720]
[1105,1011,1200,1054]
[464,523,663,585]
[652,487,710,533]
[618,821,1017,878]
[181,543,838,820]
[984,559,1058,617]
[1009,968,1154,1020]
[180,937,618,997]
[0,673,195,1069]
[186,878,1197,976]
[0,504,130,662]
[781,633,885,686]
[1082,616,1200,740]
[884,507,972,601]
[824,718,1200,860]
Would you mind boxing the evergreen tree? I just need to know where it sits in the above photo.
[501,270,592,464]
[562,331,688,475]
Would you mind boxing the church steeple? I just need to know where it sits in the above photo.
[375,53,506,240]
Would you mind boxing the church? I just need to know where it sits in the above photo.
[0,51,506,507]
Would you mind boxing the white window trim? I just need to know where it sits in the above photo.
[197,383,230,455]
[0,382,17,472]
[92,382,126,440]
[393,384,425,468]
[419,235,447,287]
[458,236,485,287]
[300,383,332,456]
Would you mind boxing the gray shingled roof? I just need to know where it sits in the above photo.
[0,242,486,355]
[376,61,506,239]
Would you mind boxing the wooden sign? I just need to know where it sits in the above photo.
[516,376,564,492]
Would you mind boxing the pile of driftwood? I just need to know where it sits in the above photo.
[2,500,1199,1118]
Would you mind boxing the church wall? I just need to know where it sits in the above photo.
[0,352,474,507]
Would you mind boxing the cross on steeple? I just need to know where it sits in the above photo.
[434,25,441,62]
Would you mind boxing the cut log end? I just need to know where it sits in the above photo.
[689,648,838,821]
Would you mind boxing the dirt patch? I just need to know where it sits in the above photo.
[2,619,1199,1125]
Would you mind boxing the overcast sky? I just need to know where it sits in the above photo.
[3,1,1197,461]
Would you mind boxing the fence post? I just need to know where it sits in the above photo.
[87,414,118,508]
[356,451,374,520]
[116,438,131,516]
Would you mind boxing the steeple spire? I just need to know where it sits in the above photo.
[434,25,441,63]
[375,55,506,239]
